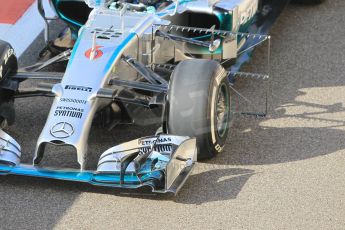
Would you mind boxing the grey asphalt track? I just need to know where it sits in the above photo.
[1,1,345,229]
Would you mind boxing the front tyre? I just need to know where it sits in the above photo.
[0,40,18,128]
[167,59,232,160]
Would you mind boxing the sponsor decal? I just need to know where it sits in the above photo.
[215,144,223,153]
[85,46,103,59]
[60,98,87,104]
[65,85,92,92]
[139,137,172,146]
[139,144,173,154]
[54,106,84,119]
[50,122,74,139]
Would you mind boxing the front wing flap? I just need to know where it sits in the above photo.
[0,130,197,194]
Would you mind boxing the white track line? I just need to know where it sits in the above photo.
[0,1,56,57]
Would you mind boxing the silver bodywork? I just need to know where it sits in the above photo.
[0,129,21,166]
[34,10,164,169]
[34,0,257,170]
[97,135,197,192]
[0,130,196,193]
[0,0,271,193]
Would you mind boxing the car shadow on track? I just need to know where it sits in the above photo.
[174,168,256,204]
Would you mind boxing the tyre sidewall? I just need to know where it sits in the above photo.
[0,40,18,126]
[167,59,232,160]
[0,41,17,84]
[208,73,231,155]
[202,69,231,157]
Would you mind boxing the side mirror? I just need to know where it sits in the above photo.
[37,0,59,44]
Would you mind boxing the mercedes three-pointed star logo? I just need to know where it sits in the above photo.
[50,122,74,139]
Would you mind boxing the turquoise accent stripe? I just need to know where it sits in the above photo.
[103,32,136,73]
[66,31,136,77]
[58,12,84,28]
[0,164,163,189]
[67,29,84,68]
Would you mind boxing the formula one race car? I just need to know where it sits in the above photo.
[0,0,323,193]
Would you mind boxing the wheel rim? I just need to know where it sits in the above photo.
[216,83,230,138]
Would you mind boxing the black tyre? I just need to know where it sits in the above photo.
[291,0,324,4]
[0,40,18,128]
[167,59,232,160]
